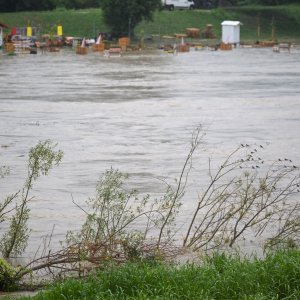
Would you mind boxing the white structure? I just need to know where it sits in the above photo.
[221,21,241,45]
[0,22,9,47]
[0,25,3,47]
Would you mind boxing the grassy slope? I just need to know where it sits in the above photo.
[138,5,300,42]
[0,5,300,41]
[13,250,300,300]
[0,9,109,38]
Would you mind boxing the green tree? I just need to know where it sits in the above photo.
[101,0,161,38]
[0,0,57,12]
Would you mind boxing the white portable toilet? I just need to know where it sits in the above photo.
[0,24,4,47]
[221,21,241,45]
[0,22,9,47]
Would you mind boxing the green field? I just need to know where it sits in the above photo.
[8,249,300,300]
[1,5,300,43]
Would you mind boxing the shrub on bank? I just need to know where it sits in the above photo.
[15,249,300,300]
[0,259,16,291]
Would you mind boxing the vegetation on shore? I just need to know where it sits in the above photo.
[1,4,300,297]
[0,5,300,42]
[1,127,299,294]
[7,249,300,300]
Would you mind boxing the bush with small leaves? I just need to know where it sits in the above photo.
[0,258,16,291]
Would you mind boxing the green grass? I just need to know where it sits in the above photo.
[0,8,109,38]
[11,249,300,300]
[1,5,300,42]
[139,5,300,42]
[226,5,300,41]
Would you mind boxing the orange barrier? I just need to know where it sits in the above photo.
[220,43,232,50]
[109,47,122,55]
[76,45,88,55]
[177,44,190,52]
[5,43,14,52]
[118,37,130,47]
[186,28,200,38]
[92,43,105,52]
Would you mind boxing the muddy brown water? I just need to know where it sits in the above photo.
[0,46,300,257]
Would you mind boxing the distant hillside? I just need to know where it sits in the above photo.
[1,5,299,42]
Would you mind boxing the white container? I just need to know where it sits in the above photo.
[0,26,3,47]
[221,21,242,45]
[0,22,9,47]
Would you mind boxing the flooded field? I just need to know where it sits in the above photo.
[1,46,300,255]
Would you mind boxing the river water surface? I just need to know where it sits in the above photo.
[1,47,300,256]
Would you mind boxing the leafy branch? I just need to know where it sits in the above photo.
[0,140,63,258]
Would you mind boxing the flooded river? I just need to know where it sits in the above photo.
[0,46,300,255]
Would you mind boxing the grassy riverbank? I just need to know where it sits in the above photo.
[1,5,300,43]
[6,249,300,300]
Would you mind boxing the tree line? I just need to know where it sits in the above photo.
[0,0,298,12]
[0,0,100,12]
